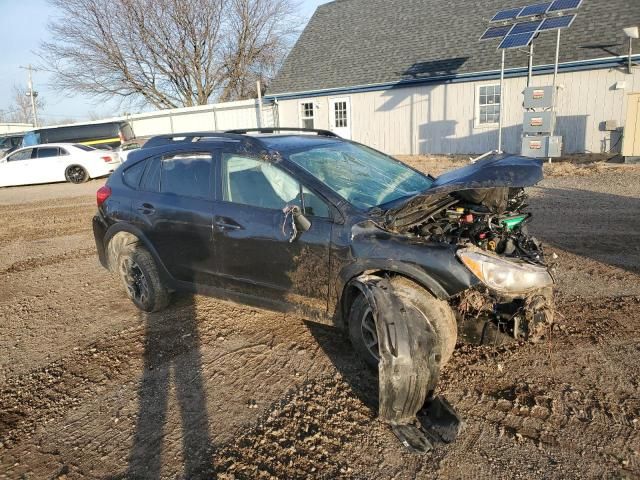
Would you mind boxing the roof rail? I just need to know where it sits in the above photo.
[143,131,260,149]
[225,127,339,138]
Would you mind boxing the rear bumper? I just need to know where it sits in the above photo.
[93,214,109,269]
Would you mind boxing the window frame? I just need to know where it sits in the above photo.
[298,101,316,130]
[6,148,34,162]
[219,152,332,218]
[475,83,502,128]
[159,151,215,200]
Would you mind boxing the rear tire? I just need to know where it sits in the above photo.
[117,244,170,312]
[348,276,457,370]
[65,165,89,184]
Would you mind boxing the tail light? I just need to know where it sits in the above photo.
[101,155,113,163]
[97,185,112,207]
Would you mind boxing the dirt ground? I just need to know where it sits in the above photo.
[1,158,639,479]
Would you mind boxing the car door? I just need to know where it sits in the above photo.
[32,146,67,183]
[130,150,217,285]
[0,148,35,186]
[214,151,333,314]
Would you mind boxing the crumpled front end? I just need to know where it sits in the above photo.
[382,154,556,345]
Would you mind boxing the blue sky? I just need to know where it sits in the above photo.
[0,0,330,123]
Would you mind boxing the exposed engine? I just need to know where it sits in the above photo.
[384,186,554,344]
[394,187,545,265]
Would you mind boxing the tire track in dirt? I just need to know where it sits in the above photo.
[0,199,95,247]
[0,247,96,275]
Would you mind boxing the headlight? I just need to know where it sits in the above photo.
[457,248,553,295]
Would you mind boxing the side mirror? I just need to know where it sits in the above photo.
[284,205,311,242]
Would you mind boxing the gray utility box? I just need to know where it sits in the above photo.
[523,111,556,134]
[523,86,555,109]
[521,136,563,158]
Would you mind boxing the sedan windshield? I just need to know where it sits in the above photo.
[288,142,433,209]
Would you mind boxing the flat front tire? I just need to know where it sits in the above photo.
[116,244,170,312]
[348,276,458,370]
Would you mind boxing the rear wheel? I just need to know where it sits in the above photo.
[65,165,89,184]
[348,276,457,370]
[117,244,170,312]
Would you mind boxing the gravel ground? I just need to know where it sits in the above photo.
[0,160,639,479]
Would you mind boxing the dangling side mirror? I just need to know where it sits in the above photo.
[283,205,311,242]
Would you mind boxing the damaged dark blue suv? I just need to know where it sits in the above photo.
[93,128,554,450]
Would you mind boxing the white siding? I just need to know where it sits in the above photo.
[274,68,640,155]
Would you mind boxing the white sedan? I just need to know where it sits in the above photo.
[0,143,121,187]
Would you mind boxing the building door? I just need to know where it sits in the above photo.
[330,97,352,139]
[622,93,640,158]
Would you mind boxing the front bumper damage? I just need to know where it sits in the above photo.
[454,286,555,345]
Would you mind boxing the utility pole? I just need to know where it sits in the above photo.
[19,64,39,127]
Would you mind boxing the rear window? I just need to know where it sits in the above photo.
[37,147,60,158]
[73,144,95,151]
[141,158,161,192]
[160,153,212,199]
[123,160,147,188]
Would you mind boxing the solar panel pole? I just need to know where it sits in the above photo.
[527,42,534,87]
[549,28,561,163]
[498,49,505,152]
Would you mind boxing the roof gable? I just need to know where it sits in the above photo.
[269,0,640,95]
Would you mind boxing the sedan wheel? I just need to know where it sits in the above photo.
[65,165,88,184]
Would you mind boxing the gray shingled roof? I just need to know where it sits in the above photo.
[268,0,640,95]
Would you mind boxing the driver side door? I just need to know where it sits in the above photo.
[213,152,334,315]
[0,148,35,187]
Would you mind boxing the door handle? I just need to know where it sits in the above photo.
[137,203,155,215]
[215,217,242,231]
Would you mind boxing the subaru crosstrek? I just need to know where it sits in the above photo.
[93,128,555,450]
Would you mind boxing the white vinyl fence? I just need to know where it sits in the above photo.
[123,99,274,137]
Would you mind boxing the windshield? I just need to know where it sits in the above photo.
[288,142,433,209]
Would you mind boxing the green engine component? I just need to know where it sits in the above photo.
[501,215,528,231]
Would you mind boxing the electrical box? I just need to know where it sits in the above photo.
[523,86,555,109]
[604,120,618,131]
[521,136,562,158]
[523,111,556,134]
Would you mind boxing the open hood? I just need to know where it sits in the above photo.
[382,154,544,229]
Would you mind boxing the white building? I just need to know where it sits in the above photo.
[265,0,640,156]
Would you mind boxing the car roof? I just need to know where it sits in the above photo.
[18,143,84,149]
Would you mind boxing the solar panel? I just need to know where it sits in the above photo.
[480,25,513,40]
[547,0,582,12]
[517,2,552,18]
[509,20,543,35]
[539,14,576,31]
[498,31,537,49]
[491,7,523,22]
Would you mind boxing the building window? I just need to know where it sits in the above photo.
[477,85,501,125]
[300,102,315,129]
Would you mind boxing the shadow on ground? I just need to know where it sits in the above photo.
[109,294,214,479]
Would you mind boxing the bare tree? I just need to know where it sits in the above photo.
[0,86,45,125]
[40,0,300,109]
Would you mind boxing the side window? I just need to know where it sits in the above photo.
[160,152,213,199]
[59,148,69,156]
[302,186,330,218]
[36,147,60,158]
[123,160,147,188]
[477,84,501,125]
[222,154,301,210]
[141,158,161,192]
[7,149,33,162]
